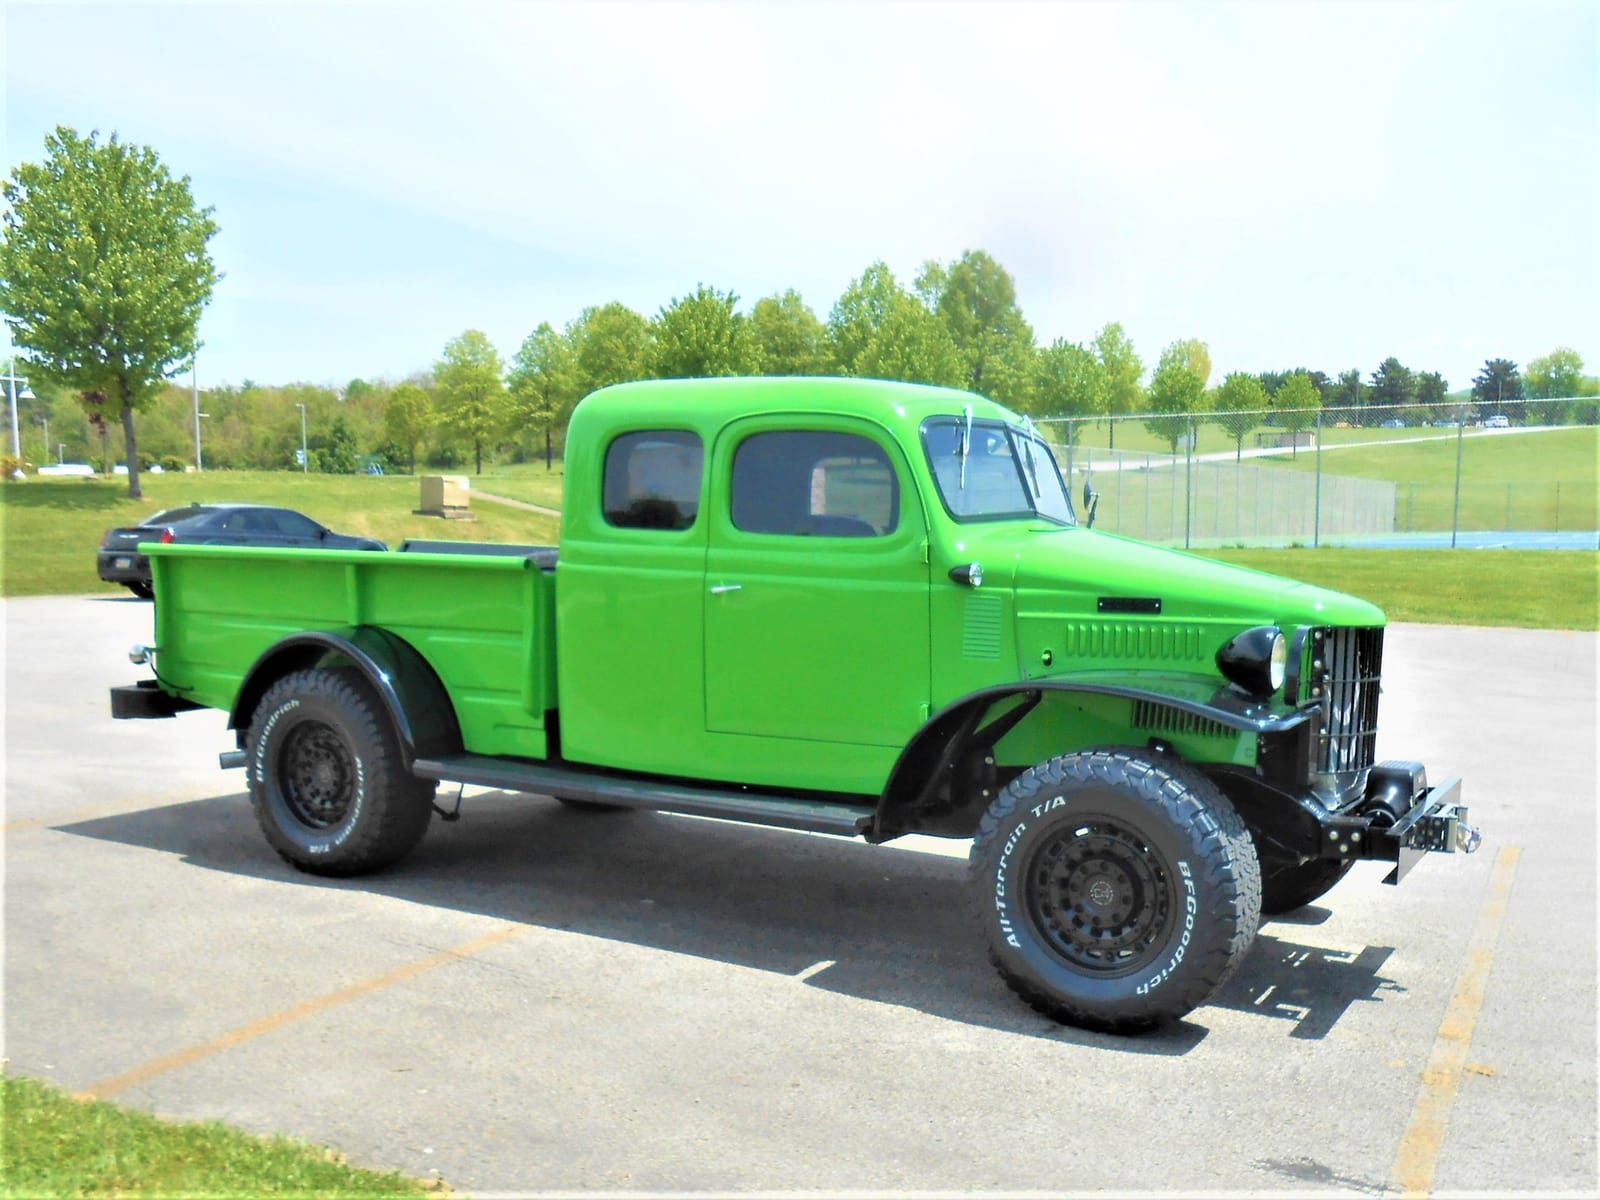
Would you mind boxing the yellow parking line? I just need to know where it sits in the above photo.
[78,924,527,1101]
[1390,845,1521,1197]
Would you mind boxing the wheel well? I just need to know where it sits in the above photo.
[229,628,462,766]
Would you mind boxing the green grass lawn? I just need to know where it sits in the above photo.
[1200,547,1599,630]
[1254,426,1598,531]
[471,460,567,509]
[0,470,560,597]
[0,1073,432,1198]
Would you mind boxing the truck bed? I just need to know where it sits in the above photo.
[145,541,559,760]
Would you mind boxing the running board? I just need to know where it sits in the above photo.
[411,753,875,837]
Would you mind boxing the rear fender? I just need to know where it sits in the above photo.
[228,627,462,765]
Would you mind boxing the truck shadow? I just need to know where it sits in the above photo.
[58,790,1399,1049]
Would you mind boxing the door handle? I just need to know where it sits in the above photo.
[709,583,743,595]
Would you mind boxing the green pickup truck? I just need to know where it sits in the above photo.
[111,376,1478,1032]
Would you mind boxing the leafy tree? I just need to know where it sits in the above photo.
[0,126,219,498]
[1033,338,1103,423]
[647,284,761,379]
[827,261,903,375]
[1144,340,1209,455]
[1332,368,1365,424]
[1212,372,1270,460]
[1472,358,1524,421]
[434,329,507,474]
[919,249,1037,410]
[384,382,433,473]
[1415,370,1448,415]
[311,414,359,474]
[1368,357,1416,425]
[570,302,650,395]
[1092,322,1143,449]
[1273,372,1322,456]
[1168,338,1212,389]
[508,322,582,469]
[1526,347,1584,402]
[750,290,828,375]
[855,293,964,388]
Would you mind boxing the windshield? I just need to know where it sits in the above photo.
[922,418,1075,525]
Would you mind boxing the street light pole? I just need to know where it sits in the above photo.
[4,357,36,477]
[296,402,308,472]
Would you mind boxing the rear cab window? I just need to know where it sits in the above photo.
[603,431,705,530]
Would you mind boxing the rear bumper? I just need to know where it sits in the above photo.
[110,680,202,719]
[97,550,150,585]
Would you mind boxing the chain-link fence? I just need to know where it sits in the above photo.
[1036,396,1597,548]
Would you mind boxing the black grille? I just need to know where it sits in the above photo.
[1312,626,1383,783]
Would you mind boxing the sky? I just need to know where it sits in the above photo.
[3,0,1596,394]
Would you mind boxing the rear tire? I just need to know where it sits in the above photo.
[127,581,153,600]
[246,668,434,875]
[970,749,1260,1033]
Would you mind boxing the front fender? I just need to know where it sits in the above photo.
[228,626,462,765]
[875,676,1314,840]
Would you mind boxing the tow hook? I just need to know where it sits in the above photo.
[1456,821,1483,854]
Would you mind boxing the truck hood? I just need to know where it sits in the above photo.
[978,524,1385,629]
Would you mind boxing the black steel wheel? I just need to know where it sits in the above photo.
[970,749,1261,1033]
[279,722,358,829]
[246,667,435,876]
[1024,817,1176,977]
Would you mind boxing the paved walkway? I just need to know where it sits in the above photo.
[471,490,561,518]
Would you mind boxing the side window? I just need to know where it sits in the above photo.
[730,430,899,537]
[268,509,323,537]
[603,431,704,531]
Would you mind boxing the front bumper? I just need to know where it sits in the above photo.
[1321,763,1480,884]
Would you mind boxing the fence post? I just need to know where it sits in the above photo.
[1184,416,1194,549]
[1450,418,1465,548]
[1313,407,1324,548]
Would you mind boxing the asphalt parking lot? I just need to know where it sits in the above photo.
[3,594,1596,1196]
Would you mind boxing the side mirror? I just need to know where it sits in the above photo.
[1081,479,1100,529]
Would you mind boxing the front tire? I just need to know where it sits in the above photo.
[246,668,434,876]
[970,749,1261,1033]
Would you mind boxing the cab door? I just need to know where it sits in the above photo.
[703,418,931,749]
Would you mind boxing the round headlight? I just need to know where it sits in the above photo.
[1216,625,1286,699]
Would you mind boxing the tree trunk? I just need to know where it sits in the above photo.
[474,438,482,475]
[120,397,142,499]
[544,426,552,471]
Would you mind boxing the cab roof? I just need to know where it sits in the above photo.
[568,376,1021,444]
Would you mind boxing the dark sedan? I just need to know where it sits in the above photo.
[98,503,387,598]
